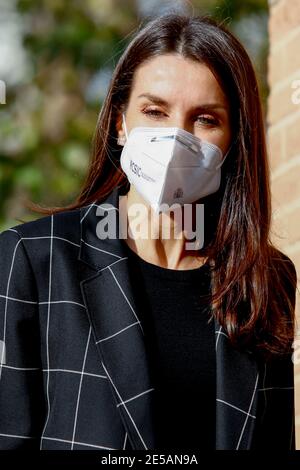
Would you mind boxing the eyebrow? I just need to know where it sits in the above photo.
[137,93,228,111]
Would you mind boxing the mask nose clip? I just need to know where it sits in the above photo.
[150,135,198,154]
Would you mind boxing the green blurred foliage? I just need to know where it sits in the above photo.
[0,0,269,230]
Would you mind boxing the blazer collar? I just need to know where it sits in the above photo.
[78,185,129,270]
[78,185,259,450]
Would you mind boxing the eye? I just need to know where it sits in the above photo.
[196,115,219,126]
[141,108,166,119]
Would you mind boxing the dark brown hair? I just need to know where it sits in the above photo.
[26,14,297,358]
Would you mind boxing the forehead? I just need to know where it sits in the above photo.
[130,53,227,105]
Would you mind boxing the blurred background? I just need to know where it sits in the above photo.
[0,0,268,230]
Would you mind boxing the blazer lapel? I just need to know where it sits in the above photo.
[78,186,157,450]
[214,322,259,449]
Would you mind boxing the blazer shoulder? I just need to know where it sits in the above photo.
[271,248,297,284]
[1,207,82,244]
[270,248,297,316]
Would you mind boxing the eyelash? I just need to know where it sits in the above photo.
[141,108,218,126]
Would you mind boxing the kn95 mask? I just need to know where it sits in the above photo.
[119,113,230,213]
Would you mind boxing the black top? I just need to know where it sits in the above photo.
[124,243,216,450]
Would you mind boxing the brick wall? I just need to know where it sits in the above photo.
[268,0,300,449]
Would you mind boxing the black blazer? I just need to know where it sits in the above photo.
[0,185,297,450]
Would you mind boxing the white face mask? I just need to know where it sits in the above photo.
[120,113,230,213]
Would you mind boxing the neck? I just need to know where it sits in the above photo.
[122,186,207,270]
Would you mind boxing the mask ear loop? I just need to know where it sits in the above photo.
[104,113,129,176]
[215,142,234,170]
[122,112,129,141]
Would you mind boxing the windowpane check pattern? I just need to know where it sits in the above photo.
[0,186,296,450]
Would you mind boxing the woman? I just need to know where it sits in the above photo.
[0,14,297,451]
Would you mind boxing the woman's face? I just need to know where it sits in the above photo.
[117,53,231,155]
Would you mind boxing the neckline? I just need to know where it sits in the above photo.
[123,241,210,281]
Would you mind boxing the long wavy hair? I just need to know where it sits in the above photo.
[26,14,297,358]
